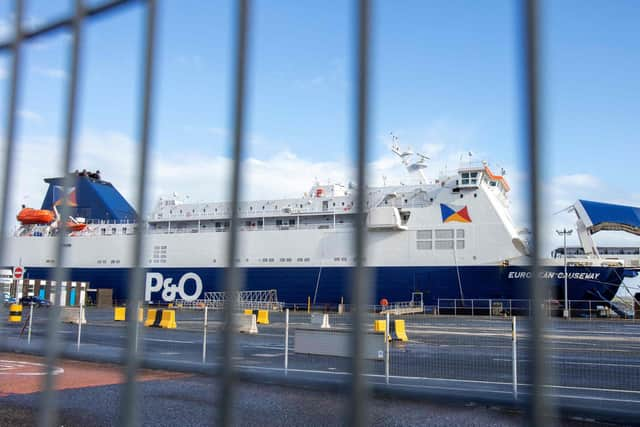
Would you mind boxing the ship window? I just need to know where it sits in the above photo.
[333,202,336,207]
[304,257,310,262]
[417,230,432,239]
[417,240,432,250]
[456,240,465,249]
[111,228,117,234]
[250,206,253,211]
[276,219,283,226]
[297,257,303,262]
[342,202,345,206]
[123,227,127,234]
[257,220,263,227]
[245,221,252,226]
[490,181,497,187]
[286,258,292,262]
[436,229,454,239]
[101,228,106,235]
[262,206,265,210]
[289,219,295,225]
[268,258,274,262]
[435,240,454,250]
[456,229,465,238]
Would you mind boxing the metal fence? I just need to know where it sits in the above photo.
[0,0,635,426]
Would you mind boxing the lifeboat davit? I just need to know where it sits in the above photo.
[17,208,55,225]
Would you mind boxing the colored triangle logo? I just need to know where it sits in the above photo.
[440,203,472,223]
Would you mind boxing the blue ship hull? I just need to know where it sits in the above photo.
[20,265,624,305]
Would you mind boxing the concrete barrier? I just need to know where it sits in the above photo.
[8,304,22,323]
[295,328,384,359]
[61,307,86,324]
[234,313,258,334]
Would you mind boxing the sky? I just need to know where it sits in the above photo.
[0,0,639,256]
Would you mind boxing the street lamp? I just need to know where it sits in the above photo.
[556,228,573,319]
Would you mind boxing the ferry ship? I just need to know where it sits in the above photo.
[3,146,635,306]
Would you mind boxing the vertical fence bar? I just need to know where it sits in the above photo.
[121,1,157,426]
[284,308,289,375]
[202,305,208,364]
[220,1,251,425]
[38,1,84,425]
[521,0,551,424]
[512,315,518,400]
[0,0,24,352]
[385,312,390,384]
[349,0,372,425]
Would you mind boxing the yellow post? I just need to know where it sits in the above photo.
[307,296,311,313]
[8,304,22,323]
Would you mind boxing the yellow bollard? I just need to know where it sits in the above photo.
[374,319,386,333]
[144,309,158,327]
[307,296,311,313]
[243,309,253,315]
[114,307,126,321]
[159,310,177,329]
[138,308,144,322]
[8,304,22,323]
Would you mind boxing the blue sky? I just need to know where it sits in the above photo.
[0,0,639,249]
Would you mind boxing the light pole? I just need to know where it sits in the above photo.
[556,228,573,318]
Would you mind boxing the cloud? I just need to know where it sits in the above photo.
[33,67,67,80]
[18,109,43,123]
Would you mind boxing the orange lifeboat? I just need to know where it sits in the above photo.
[17,208,55,225]
[66,222,87,232]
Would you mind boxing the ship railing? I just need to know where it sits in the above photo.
[436,298,633,319]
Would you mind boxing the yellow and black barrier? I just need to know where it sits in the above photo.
[144,309,176,329]
[114,307,144,322]
[244,309,269,324]
[8,304,22,323]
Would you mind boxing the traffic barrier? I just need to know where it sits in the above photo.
[320,313,330,329]
[8,304,22,323]
[244,309,269,324]
[61,307,86,325]
[374,319,386,333]
[144,309,158,327]
[234,313,258,334]
[390,319,408,342]
[159,310,177,329]
[114,307,144,322]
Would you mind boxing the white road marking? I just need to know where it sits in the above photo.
[144,338,194,344]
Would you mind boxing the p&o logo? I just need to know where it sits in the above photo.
[145,272,203,302]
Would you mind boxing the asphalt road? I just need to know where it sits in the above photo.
[1,307,640,423]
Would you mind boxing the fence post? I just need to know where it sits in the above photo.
[489,298,492,318]
[512,315,518,400]
[589,300,592,320]
[454,299,457,317]
[202,305,208,364]
[76,300,83,351]
[27,303,34,344]
[471,299,474,317]
[437,299,440,316]
[510,299,513,317]
[285,308,289,375]
[385,311,390,384]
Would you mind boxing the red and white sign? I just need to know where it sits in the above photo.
[13,266,25,280]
